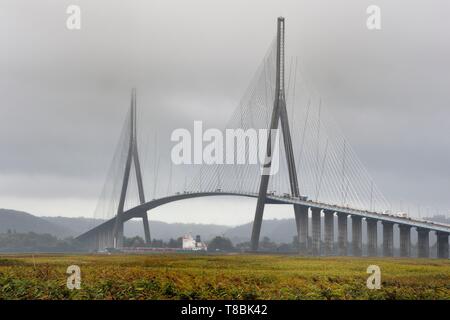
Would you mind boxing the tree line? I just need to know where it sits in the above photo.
[124,235,301,252]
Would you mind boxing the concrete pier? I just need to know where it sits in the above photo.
[89,225,116,252]
[296,205,309,255]
[382,221,394,257]
[311,207,321,256]
[399,225,411,257]
[417,228,429,258]
[351,215,362,256]
[366,218,378,256]
[436,232,449,259]
[337,212,348,256]
[116,222,124,248]
[324,210,334,255]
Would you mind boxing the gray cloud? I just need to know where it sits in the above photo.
[1,0,449,222]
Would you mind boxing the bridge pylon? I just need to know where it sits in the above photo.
[251,17,304,252]
[113,88,151,248]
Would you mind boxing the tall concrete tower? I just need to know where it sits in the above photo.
[113,89,151,248]
[251,17,303,251]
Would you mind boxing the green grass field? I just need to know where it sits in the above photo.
[0,254,449,300]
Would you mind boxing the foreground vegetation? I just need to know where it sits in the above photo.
[0,254,449,300]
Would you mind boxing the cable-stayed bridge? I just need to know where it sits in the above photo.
[77,18,450,258]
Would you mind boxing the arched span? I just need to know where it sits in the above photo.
[121,191,285,221]
[76,192,283,241]
[77,191,450,242]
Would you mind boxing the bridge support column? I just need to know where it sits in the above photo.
[366,218,378,257]
[115,221,124,249]
[96,232,103,250]
[382,221,394,257]
[103,231,109,250]
[96,233,100,250]
[99,232,105,251]
[295,205,309,255]
[252,18,302,252]
[311,208,321,256]
[110,230,115,248]
[399,225,411,257]
[324,210,334,255]
[337,212,348,256]
[417,228,430,258]
[105,230,111,249]
[436,232,449,259]
[142,212,151,244]
[351,216,362,256]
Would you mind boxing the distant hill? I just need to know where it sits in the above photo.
[125,221,230,241]
[43,216,230,241]
[0,209,231,241]
[42,216,104,237]
[0,208,294,243]
[1,208,444,249]
[224,219,297,244]
[0,209,72,238]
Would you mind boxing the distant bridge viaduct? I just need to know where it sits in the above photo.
[77,191,450,258]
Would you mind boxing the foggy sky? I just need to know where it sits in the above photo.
[1,0,450,225]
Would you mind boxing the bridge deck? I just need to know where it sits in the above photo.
[77,192,450,241]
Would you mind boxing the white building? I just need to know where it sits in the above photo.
[182,234,207,251]
[182,234,196,249]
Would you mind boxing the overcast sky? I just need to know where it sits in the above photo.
[1,0,449,226]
